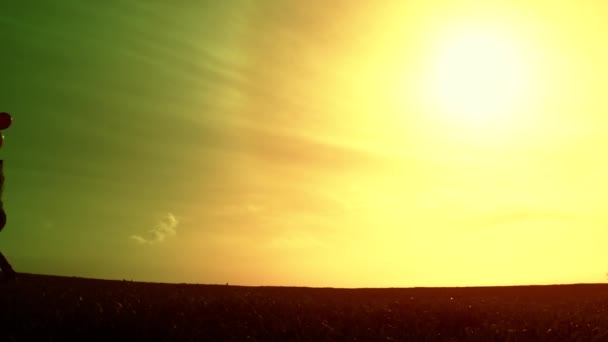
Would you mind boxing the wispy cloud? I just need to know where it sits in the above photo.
[131,212,179,244]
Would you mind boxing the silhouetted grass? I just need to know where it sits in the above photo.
[2,273,608,341]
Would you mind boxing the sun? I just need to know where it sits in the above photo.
[425,27,529,126]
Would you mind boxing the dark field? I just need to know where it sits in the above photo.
[2,274,608,341]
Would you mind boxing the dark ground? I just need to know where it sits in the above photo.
[1,273,608,341]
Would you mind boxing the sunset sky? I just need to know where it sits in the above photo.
[1,1,608,287]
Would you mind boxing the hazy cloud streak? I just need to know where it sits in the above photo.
[131,212,178,244]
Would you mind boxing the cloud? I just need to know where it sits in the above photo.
[131,212,179,244]
[130,235,148,244]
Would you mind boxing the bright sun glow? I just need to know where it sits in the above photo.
[426,27,529,126]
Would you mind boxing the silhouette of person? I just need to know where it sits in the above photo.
[0,252,15,280]
[0,113,15,280]
[0,160,14,280]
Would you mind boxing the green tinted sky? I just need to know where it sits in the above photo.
[1,1,376,285]
[1,1,608,287]
[1,1,260,282]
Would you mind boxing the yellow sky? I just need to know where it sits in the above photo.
[186,0,608,287]
[130,1,608,287]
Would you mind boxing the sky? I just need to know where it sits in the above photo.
[1,1,608,287]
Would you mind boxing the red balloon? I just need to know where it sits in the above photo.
[0,112,11,130]
[0,133,4,149]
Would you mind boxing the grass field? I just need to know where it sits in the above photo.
[2,273,608,341]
